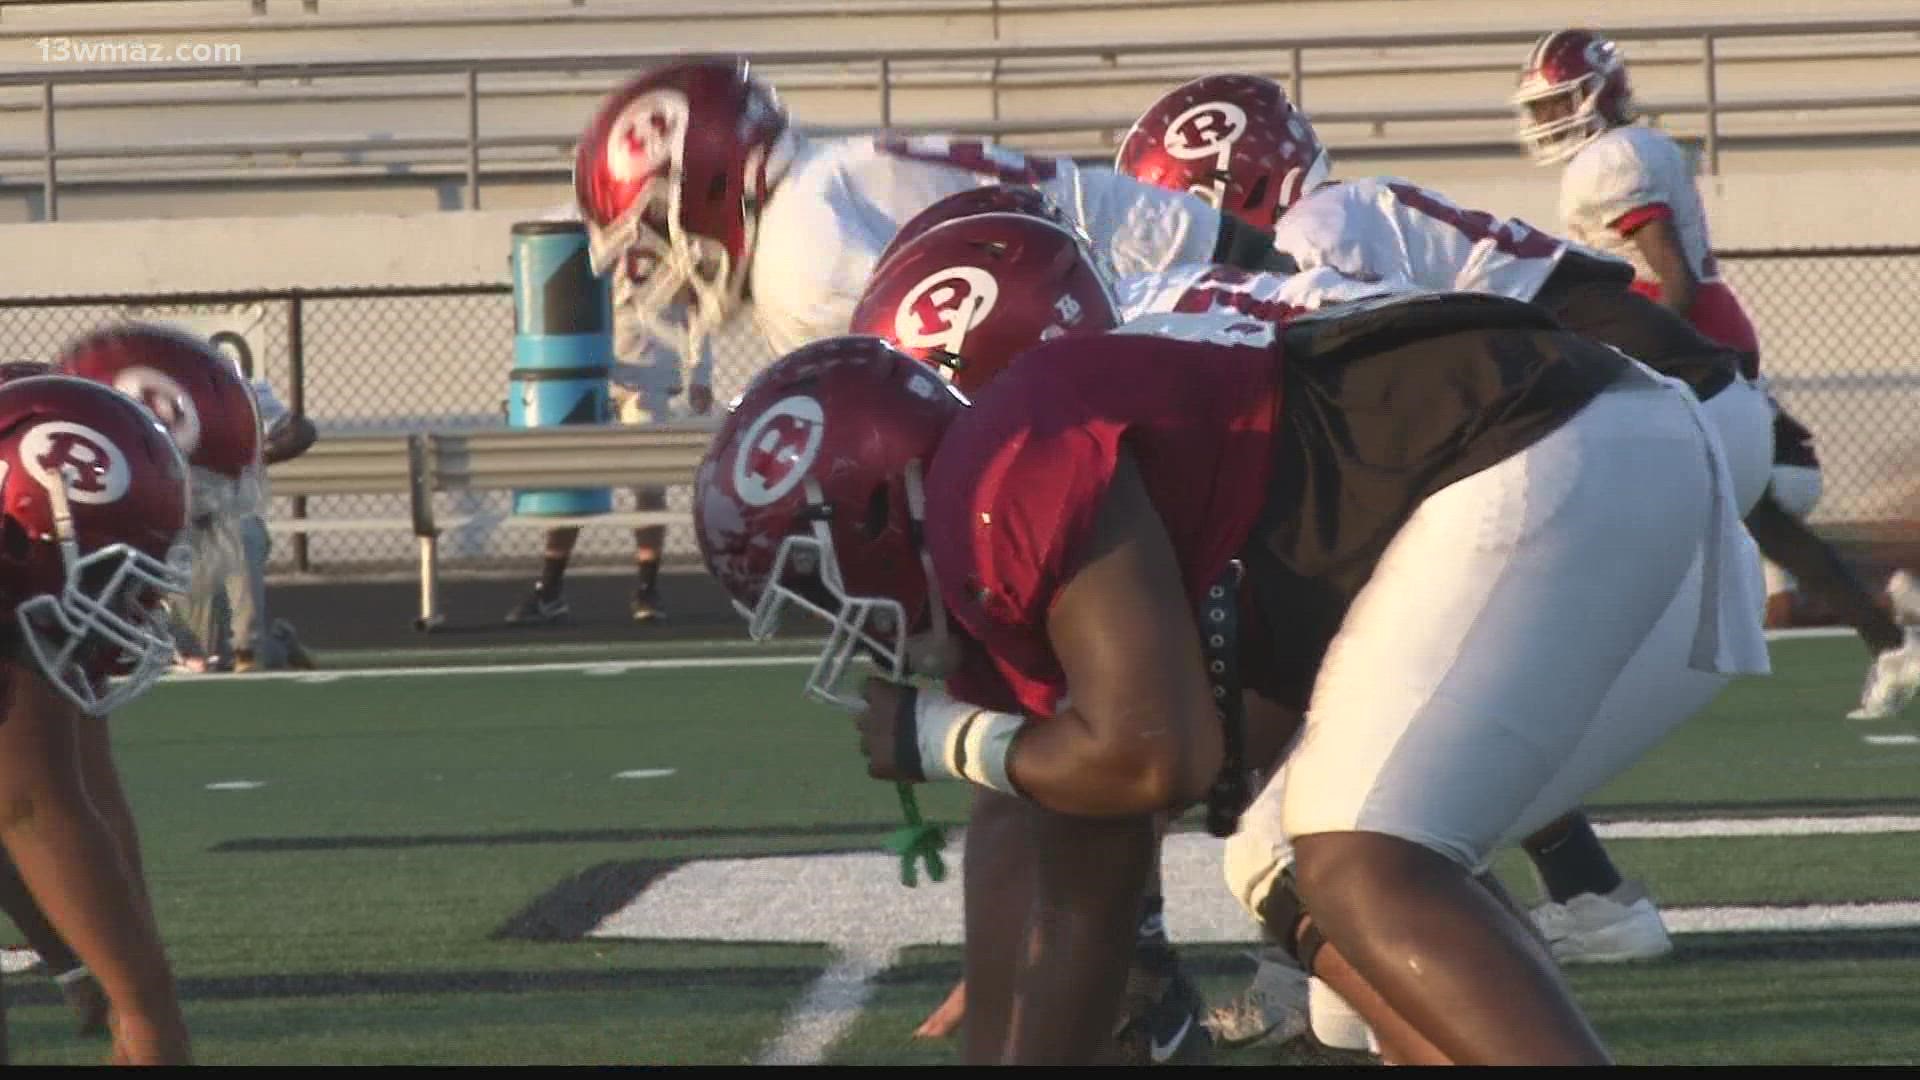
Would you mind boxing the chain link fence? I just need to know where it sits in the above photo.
[0,245,1910,579]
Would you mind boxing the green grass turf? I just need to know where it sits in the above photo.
[0,635,1913,1064]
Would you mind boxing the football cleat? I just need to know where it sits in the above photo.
[1105,947,1215,1065]
[54,965,109,1038]
[272,618,317,671]
[1531,879,1674,964]
[506,588,569,626]
[631,586,665,623]
[1205,947,1309,1051]
[1848,625,1920,721]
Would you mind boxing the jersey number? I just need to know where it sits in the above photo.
[1385,182,1561,260]
[875,135,1059,184]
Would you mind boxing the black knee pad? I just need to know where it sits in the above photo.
[1254,867,1328,975]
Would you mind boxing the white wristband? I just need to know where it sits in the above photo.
[913,688,1026,797]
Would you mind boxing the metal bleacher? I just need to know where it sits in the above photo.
[0,0,1917,221]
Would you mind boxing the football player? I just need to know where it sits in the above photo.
[697,233,1764,1060]
[861,206,1408,1056]
[570,55,1293,1059]
[55,324,304,677]
[567,57,1289,364]
[0,326,271,1062]
[1115,73,1773,996]
[851,211,1775,1058]
[0,371,197,1065]
[1514,28,1920,721]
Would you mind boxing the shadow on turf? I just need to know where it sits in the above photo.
[211,821,904,853]
[209,796,1920,855]
[0,963,822,1009]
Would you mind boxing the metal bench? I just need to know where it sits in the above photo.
[266,420,717,629]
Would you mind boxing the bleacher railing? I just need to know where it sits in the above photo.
[1,15,1918,216]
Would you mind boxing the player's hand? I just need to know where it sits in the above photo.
[856,678,913,782]
[687,384,714,415]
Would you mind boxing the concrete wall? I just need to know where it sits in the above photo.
[0,163,1912,302]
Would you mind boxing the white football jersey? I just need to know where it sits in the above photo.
[748,134,1226,357]
[1272,177,1573,301]
[1115,262,1419,323]
[1560,125,1721,283]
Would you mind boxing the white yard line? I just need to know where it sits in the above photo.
[590,818,1920,1065]
[754,943,901,1067]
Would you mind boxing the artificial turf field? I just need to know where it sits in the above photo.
[2,630,1916,1065]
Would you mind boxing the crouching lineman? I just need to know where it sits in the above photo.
[0,370,197,1064]
[697,231,1766,1061]
[1115,74,1773,1024]
[855,201,1405,1058]
[1513,27,1920,721]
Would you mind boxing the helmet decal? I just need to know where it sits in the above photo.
[605,90,686,186]
[895,267,1001,357]
[1166,100,1249,161]
[22,420,131,506]
[731,395,826,508]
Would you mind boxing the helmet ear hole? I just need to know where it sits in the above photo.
[863,483,891,541]
[0,514,30,564]
[1242,174,1270,215]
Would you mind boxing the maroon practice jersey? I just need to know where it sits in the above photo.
[928,323,1282,717]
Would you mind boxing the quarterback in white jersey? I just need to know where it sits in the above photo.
[1517,31,1760,363]
[1517,28,1920,722]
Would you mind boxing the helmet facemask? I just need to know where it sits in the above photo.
[584,91,767,361]
[184,463,259,608]
[742,464,948,711]
[1513,75,1610,165]
[15,478,191,716]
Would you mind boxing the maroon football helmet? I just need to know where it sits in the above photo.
[849,213,1119,396]
[1513,30,1636,165]
[573,57,796,355]
[694,336,966,709]
[1116,73,1330,229]
[0,375,191,715]
[874,184,1082,273]
[57,323,264,533]
[58,323,261,482]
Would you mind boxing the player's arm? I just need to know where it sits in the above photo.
[1070,163,1294,276]
[73,714,155,923]
[975,451,1222,816]
[1623,211,1698,316]
[0,666,189,1064]
[860,454,1222,816]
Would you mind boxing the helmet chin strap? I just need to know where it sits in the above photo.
[45,468,82,570]
[902,458,949,672]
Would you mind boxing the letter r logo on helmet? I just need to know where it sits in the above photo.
[21,421,130,505]
[732,395,825,507]
[1166,101,1249,161]
[896,267,1001,360]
